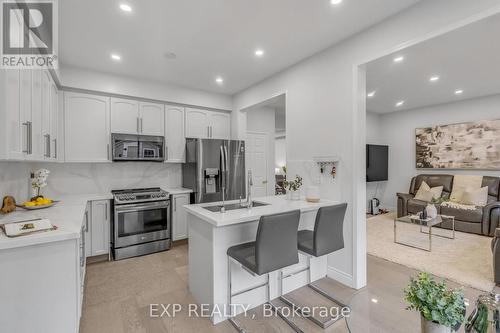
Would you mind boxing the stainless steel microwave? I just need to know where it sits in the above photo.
[111,133,165,162]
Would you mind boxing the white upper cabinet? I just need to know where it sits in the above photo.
[49,79,59,160]
[111,98,139,134]
[139,102,164,136]
[41,70,52,160]
[111,98,164,136]
[185,108,210,138]
[185,108,230,139]
[209,112,231,139]
[165,105,185,163]
[64,92,111,162]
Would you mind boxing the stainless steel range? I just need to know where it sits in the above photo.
[111,188,170,260]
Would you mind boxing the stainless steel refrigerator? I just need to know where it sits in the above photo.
[182,138,246,203]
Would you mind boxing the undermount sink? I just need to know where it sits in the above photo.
[203,201,269,212]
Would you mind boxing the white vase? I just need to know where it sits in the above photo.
[426,204,438,219]
[421,315,451,333]
[287,190,301,201]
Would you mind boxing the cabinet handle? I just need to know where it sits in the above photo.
[207,126,209,138]
[210,126,213,138]
[53,138,57,159]
[174,198,177,212]
[107,143,110,160]
[84,211,89,232]
[105,203,108,221]
[137,117,140,133]
[165,145,168,160]
[140,118,143,133]
[28,122,32,154]
[22,122,29,153]
[44,134,51,158]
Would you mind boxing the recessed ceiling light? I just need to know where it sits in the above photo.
[371,298,378,303]
[330,0,343,5]
[215,77,224,84]
[255,49,264,57]
[367,91,376,98]
[111,54,121,61]
[119,4,132,12]
[164,52,177,60]
[393,56,404,63]
[396,100,405,107]
[429,75,440,82]
[455,89,464,95]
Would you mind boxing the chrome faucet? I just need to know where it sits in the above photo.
[246,170,253,209]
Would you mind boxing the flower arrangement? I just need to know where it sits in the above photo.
[283,175,303,192]
[31,169,50,199]
[404,272,465,330]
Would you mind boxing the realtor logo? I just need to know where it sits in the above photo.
[1,0,58,68]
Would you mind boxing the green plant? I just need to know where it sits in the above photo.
[404,272,465,328]
[431,196,448,205]
[283,175,303,192]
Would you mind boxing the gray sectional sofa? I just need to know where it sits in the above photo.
[397,174,500,236]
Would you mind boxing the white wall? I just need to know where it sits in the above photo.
[275,136,286,171]
[246,107,276,195]
[375,94,500,209]
[59,66,232,111]
[0,161,181,203]
[231,0,500,288]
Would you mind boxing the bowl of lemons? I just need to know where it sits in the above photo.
[19,197,58,210]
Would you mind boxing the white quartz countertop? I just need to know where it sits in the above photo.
[0,193,113,250]
[184,196,341,227]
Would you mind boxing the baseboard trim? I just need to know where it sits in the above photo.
[327,266,353,288]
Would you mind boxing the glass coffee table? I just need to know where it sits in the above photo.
[394,215,455,252]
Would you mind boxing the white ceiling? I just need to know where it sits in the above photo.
[59,0,420,95]
[366,13,500,114]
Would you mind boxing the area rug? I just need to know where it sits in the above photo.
[367,212,495,292]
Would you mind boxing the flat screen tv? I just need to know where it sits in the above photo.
[366,144,388,182]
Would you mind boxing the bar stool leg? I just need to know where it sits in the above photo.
[267,272,304,333]
[227,256,246,333]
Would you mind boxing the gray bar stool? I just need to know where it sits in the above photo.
[280,203,349,329]
[227,210,303,333]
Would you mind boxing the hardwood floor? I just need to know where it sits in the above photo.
[80,244,483,333]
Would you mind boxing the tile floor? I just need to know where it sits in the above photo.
[80,244,483,333]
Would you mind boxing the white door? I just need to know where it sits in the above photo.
[110,98,139,134]
[185,108,209,138]
[246,132,269,198]
[209,112,230,139]
[91,200,110,256]
[165,105,185,162]
[139,102,164,136]
[64,92,111,162]
[41,70,51,159]
[172,194,189,241]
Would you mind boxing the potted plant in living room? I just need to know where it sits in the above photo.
[404,272,465,333]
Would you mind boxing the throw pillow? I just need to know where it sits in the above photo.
[461,186,489,207]
[414,181,443,202]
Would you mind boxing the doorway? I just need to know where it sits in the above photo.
[243,94,286,198]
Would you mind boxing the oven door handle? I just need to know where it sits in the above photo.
[115,202,170,213]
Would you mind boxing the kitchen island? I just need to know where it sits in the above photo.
[185,195,341,324]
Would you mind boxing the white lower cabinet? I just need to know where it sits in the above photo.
[90,200,111,256]
[83,200,111,257]
[171,193,190,241]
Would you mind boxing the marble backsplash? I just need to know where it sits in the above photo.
[0,161,182,202]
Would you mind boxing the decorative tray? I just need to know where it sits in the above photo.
[0,218,57,237]
[17,200,59,210]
